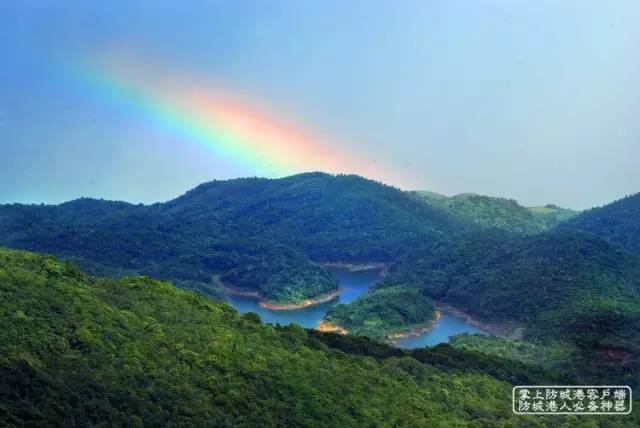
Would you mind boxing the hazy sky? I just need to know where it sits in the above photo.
[1,1,639,209]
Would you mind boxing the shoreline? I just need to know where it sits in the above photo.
[437,304,525,340]
[224,285,341,311]
[223,286,262,299]
[318,261,389,273]
[317,320,349,335]
[259,291,340,310]
[223,262,386,311]
[317,311,444,345]
[320,304,523,346]
[387,310,442,345]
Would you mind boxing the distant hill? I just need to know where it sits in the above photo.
[163,173,461,261]
[561,193,640,254]
[526,204,578,228]
[0,173,461,303]
[1,248,591,427]
[410,191,576,234]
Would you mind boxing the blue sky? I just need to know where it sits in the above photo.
[1,0,638,209]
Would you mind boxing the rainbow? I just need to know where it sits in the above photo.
[66,55,410,185]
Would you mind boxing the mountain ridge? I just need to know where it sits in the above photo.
[560,192,640,254]
[410,190,577,234]
[0,173,461,304]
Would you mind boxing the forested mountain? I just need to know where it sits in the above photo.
[410,191,576,234]
[4,248,617,427]
[162,172,461,260]
[0,173,460,304]
[0,198,336,303]
[369,228,640,388]
[561,193,640,254]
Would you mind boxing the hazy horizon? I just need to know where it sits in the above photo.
[1,1,639,210]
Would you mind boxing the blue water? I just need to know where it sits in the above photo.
[393,314,486,349]
[225,267,381,328]
[225,267,487,346]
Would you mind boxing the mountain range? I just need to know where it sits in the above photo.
[0,173,461,303]
[1,172,639,424]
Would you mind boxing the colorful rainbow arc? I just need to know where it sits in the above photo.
[67,57,408,185]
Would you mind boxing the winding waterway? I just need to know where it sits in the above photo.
[225,266,486,346]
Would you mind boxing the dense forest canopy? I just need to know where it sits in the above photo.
[2,173,639,403]
[6,248,628,427]
[366,228,640,389]
[0,173,463,303]
[560,193,640,254]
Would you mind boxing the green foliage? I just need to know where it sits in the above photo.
[562,193,640,254]
[1,173,638,410]
[528,204,579,228]
[381,228,640,389]
[325,287,436,340]
[450,334,575,373]
[5,249,629,426]
[163,172,461,261]
[0,173,461,303]
[309,331,569,386]
[411,191,577,234]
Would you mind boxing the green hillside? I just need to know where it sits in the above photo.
[2,248,617,427]
[0,173,461,304]
[410,191,576,234]
[374,228,640,388]
[527,204,579,229]
[561,193,640,254]
[163,172,462,261]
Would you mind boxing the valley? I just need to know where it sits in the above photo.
[1,172,638,425]
[225,266,379,328]
[6,247,614,427]
[226,265,487,348]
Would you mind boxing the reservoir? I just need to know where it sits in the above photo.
[392,314,486,349]
[225,267,380,328]
[225,266,487,345]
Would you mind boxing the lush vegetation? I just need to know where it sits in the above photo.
[527,204,579,229]
[411,191,576,234]
[0,173,461,303]
[6,249,629,426]
[162,173,462,261]
[377,228,640,389]
[2,172,638,403]
[562,193,640,254]
[450,334,575,375]
[309,331,570,386]
[325,287,436,340]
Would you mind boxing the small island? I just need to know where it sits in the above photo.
[323,286,437,341]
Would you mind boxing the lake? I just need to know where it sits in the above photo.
[225,266,486,346]
[392,314,486,349]
[225,267,381,328]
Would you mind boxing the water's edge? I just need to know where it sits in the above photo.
[225,267,493,347]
